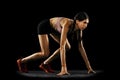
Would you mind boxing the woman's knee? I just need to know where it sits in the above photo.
[37,51,50,57]
[65,44,71,51]
[42,51,50,57]
[66,39,71,51]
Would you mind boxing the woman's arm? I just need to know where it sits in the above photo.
[60,18,71,66]
[60,26,68,66]
[78,30,95,73]
[78,38,91,69]
[57,19,71,75]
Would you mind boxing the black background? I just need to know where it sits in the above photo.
[11,1,106,79]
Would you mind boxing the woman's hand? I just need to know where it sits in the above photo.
[88,69,96,74]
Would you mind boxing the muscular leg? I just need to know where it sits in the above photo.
[21,34,50,63]
[43,33,71,64]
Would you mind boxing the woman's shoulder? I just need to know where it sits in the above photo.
[60,18,73,27]
[50,17,73,21]
[61,18,73,23]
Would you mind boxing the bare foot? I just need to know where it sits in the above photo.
[57,72,70,76]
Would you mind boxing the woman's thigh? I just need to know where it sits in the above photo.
[38,35,49,54]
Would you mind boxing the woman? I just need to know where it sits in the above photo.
[17,11,95,75]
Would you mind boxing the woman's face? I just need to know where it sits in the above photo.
[76,19,89,30]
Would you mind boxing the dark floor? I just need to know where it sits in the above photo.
[16,70,104,80]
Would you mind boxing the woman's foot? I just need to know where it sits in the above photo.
[17,58,28,73]
[39,63,55,73]
[88,69,96,74]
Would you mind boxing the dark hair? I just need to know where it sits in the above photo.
[74,11,89,21]
[68,11,89,38]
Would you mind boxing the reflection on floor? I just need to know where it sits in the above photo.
[16,70,103,79]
